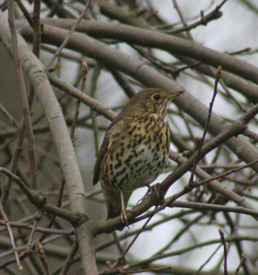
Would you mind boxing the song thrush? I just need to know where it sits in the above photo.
[93,88,184,223]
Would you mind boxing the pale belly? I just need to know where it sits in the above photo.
[105,139,169,192]
[102,115,170,192]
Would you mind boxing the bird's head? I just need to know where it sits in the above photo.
[123,88,184,118]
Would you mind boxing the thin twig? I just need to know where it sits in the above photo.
[127,235,257,270]
[0,203,23,270]
[15,0,33,27]
[28,211,44,246]
[132,45,178,78]
[34,239,50,275]
[100,266,172,274]
[135,161,258,223]
[172,0,193,40]
[59,241,79,275]
[235,252,247,275]
[0,102,18,127]
[39,179,66,243]
[70,60,89,145]
[195,244,222,275]
[193,159,258,188]
[3,0,37,211]
[188,66,222,184]
[108,68,136,98]
[32,0,41,58]
[0,167,80,224]
[48,73,116,121]
[27,0,42,108]
[219,229,228,275]
[109,209,156,269]
[89,63,101,154]
[0,220,73,235]
[45,0,91,70]
[169,200,258,219]
[168,0,227,34]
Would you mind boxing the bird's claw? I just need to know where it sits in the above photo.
[121,207,128,225]
[121,208,136,226]
[137,183,162,205]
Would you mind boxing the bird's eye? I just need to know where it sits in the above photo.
[153,94,160,100]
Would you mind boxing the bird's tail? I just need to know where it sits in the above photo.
[103,186,132,220]
[107,201,121,219]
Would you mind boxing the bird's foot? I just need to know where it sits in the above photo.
[121,207,136,226]
[121,207,128,225]
[149,183,164,205]
[149,183,161,198]
[137,186,152,205]
[137,183,163,205]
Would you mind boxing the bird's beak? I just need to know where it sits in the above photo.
[170,90,185,100]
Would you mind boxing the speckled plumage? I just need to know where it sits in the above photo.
[93,88,183,222]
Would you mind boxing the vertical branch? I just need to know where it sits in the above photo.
[89,64,102,153]
[219,229,228,275]
[44,0,91,70]
[27,0,41,108]
[32,0,41,35]
[70,60,89,144]
[88,2,102,153]
[2,0,37,210]
[172,0,193,40]
[39,179,66,243]
[8,0,37,190]
[235,253,247,275]
[15,0,33,27]
[1,124,25,209]
[28,211,44,246]
[59,241,79,275]
[188,66,222,184]
[34,239,50,275]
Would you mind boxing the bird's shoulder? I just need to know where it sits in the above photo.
[92,118,127,185]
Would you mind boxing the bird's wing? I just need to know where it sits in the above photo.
[93,134,109,185]
[92,119,125,185]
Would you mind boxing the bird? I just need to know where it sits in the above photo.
[93,88,184,224]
